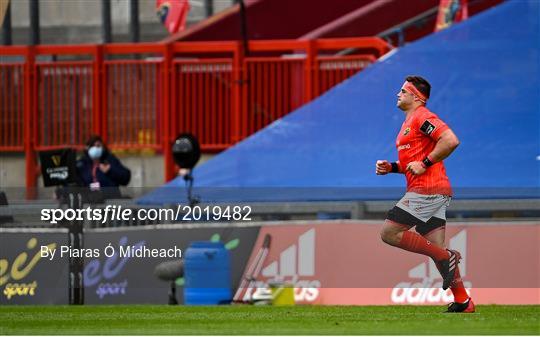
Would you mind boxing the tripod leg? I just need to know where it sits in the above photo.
[168,281,178,305]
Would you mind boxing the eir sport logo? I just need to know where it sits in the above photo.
[391,230,472,304]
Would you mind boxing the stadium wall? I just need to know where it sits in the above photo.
[1,220,538,305]
[0,153,215,201]
[241,221,539,305]
[0,224,260,305]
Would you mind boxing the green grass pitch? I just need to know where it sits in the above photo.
[1,305,538,335]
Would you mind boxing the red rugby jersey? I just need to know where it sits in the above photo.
[395,106,453,196]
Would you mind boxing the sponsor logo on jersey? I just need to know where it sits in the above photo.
[398,144,411,151]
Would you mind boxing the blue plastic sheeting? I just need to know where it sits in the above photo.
[140,1,539,205]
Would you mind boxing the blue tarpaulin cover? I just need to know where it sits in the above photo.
[140,0,539,204]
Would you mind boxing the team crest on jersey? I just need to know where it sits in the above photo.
[403,127,410,135]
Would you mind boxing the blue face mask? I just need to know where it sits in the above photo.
[88,146,103,160]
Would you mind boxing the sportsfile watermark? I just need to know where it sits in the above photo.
[40,204,253,224]
[39,243,183,260]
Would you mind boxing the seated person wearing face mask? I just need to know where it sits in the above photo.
[76,135,131,199]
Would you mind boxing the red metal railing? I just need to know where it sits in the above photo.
[173,59,233,149]
[35,61,94,150]
[102,43,167,150]
[105,60,163,149]
[33,45,99,151]
[0,63,24,151]
[316,55,376,96]
[244,57,305,137]
[0,37,392,195]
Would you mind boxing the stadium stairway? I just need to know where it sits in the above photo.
[163,0,502,47]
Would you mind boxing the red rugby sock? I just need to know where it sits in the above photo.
[398,231,449,261]
[450,267,469,303]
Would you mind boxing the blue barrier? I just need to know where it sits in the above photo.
[184,241,232,305]
[140,1,539,204]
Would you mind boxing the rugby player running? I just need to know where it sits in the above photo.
[376,76,474,313]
